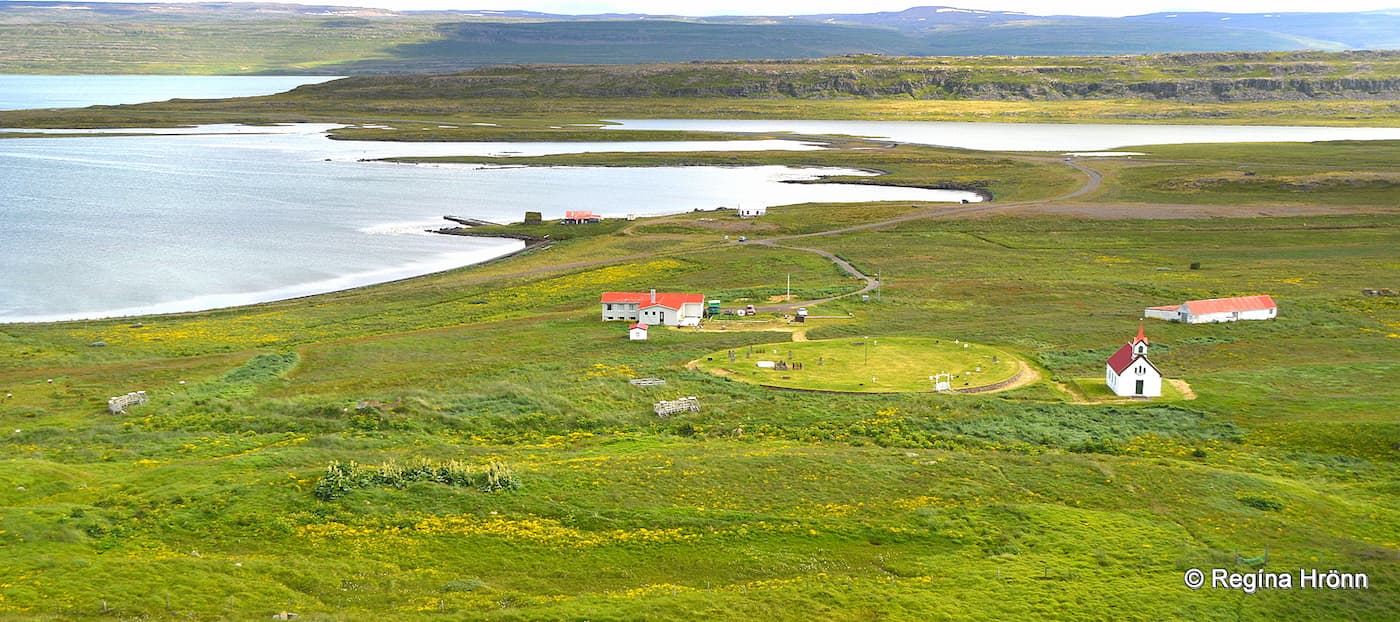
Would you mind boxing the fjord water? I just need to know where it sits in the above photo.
[0,128,978,322]
[0,75,338,110]
[605,119,1400,151]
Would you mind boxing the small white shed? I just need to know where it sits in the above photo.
[629,323,649,341]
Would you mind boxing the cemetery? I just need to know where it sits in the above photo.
[694,337,1023,393]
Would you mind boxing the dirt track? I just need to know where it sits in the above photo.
[443,154,1391,307]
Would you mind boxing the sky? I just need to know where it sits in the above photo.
[23,1,1400,16]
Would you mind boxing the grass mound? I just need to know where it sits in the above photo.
[696,336,1021,393]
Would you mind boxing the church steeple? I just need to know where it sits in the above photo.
[1133,323,1149,355]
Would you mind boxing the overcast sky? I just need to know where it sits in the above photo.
[31,1,1400,16]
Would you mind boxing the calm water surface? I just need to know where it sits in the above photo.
[12,76,1394,322]
[0,75,338,110]
[1,127,977,322]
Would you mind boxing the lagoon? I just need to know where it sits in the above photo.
[0,75,338,110]
[0,128,978,323]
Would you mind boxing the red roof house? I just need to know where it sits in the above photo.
[601,290,705,326]
[562,210,602,224]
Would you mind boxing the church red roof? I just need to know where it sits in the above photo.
[1106,342,1137,374]
[1183,295,1276,316]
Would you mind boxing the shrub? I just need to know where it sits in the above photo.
[1237,494,1285,512]
[441,578,487,593]
[312,458,519,501]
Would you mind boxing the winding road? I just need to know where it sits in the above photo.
[750,155,1103,312]
[447,151,1371,312]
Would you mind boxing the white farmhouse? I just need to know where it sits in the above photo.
[1105,326,1162,398]
[738,206,767,218]
[629,323,649,341]
[601,290,705,326]
[1145,295,1277,323]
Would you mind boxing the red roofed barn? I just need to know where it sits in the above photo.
[601,290,705,326]
[1144,295,1277,324]
[1106,325,1162,398]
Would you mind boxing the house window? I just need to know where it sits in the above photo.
[1136,366,1145,374]
[606,304,613,311]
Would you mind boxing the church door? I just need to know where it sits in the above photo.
[1135,380,1145,395]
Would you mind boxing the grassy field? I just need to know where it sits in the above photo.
[1071,377,1191,402]
[1078,141,1400,207]
[1,161,1397,618]
[0,82,1397,620]
[695,337,1021,393]
[4,92,1400,130]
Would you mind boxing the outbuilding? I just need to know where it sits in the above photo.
[1145,295,1277,323]
[562,210,602,224]
[629,323,649,341]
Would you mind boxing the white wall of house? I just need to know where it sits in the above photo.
[1184,307,1276,323]
[678,302,703,321]
[1144,307,1182,321]
[639,305,677,326]
[602,302,640,322]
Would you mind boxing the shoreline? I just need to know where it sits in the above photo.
[0,239,527,326]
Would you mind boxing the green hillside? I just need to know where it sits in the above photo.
[288,52,1400,103]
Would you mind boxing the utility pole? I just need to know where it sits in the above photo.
[877,272,883,302]
[786,273,791,302]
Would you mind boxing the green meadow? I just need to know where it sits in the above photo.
[0,97,1397,620]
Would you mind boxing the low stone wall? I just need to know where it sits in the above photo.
[953,369,1024,394]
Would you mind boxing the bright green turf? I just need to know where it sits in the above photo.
[697,337,1020,393]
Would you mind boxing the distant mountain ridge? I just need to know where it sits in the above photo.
[1,2,1398,74]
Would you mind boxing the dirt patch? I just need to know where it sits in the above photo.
[999,360,1042,392]
[1167,378,1197,400]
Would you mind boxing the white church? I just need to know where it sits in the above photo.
[1105,325,1162,398]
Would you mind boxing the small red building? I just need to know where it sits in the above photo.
[562,210,602,224]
